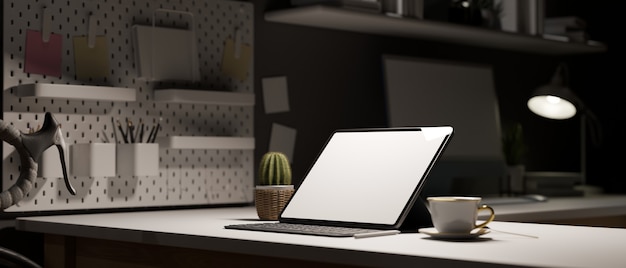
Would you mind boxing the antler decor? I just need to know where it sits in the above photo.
[0,112,76,210]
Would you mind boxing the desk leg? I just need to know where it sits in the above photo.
[44,234,76,268]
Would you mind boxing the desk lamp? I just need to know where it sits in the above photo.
[527,63,603,195]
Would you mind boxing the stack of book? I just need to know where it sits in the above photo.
[291,0,382,13]
[542,16,589,43]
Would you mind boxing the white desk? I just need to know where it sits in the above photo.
[15,196,626,268]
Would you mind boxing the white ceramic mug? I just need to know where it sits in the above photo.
[427,196,495,233]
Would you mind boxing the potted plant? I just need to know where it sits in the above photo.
[255,151,295,220]
[502,122,526,194]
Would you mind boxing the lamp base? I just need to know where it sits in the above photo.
[573,184,603,196]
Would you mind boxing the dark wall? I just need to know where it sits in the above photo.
[252,0,625,193]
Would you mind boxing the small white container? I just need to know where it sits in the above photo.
[116,143,159,176]
[70,143,116,177]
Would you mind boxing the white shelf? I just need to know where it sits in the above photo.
[156,136,255,150]
[153,89,255,106]
[12,83,137,101]
[265,5,607,55]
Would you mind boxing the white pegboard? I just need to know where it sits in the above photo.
[2,0,255,213]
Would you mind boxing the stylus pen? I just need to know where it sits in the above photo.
[353,230,400,239]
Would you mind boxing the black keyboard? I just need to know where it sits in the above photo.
[225,222,392,237]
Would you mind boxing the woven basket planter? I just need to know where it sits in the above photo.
[255,185,295,220]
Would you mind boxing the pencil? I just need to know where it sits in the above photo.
[117,119,129,143]
[138,120,145,143]
[101,130,110,143]
[147,125,156,144]
[127,118,135,143]
[111,117,118,143]
[150,117,162,143]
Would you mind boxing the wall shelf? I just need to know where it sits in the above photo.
[156,136,255,150]
[11,83,137,101]
[153,89,255,106]
[265,5,607,55]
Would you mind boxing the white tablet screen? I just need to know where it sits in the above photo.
[280,127,453,226]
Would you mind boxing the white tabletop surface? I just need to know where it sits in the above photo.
[15,204,626,268]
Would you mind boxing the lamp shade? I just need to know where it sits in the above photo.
[527,63,581,120]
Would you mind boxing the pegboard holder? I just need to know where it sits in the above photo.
[2,0,255,214]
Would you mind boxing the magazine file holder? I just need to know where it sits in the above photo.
[133,9,199,82]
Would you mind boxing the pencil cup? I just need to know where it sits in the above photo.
[116,143,159,176]
[70,143,116,177]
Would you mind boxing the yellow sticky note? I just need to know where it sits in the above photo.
[73,36,110,80]
[221,38,252,81]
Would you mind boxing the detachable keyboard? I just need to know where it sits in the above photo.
[225,222,395,237]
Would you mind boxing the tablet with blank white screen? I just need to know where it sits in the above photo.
[280,126,453,228]
[225,126,453,236]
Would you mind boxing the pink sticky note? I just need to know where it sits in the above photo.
[24,29,63,77]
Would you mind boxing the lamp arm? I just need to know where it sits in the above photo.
[583,109,603,147]
[550,63,569,87]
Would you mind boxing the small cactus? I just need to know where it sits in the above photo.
[258,152,292,185]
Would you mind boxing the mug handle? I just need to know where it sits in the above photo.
[475,205,495,229]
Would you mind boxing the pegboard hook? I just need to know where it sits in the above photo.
[88,15,97,48]
[234,28,242,59]
[41,7,52,43]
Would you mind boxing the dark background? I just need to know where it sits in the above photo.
[253,0,625,194]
